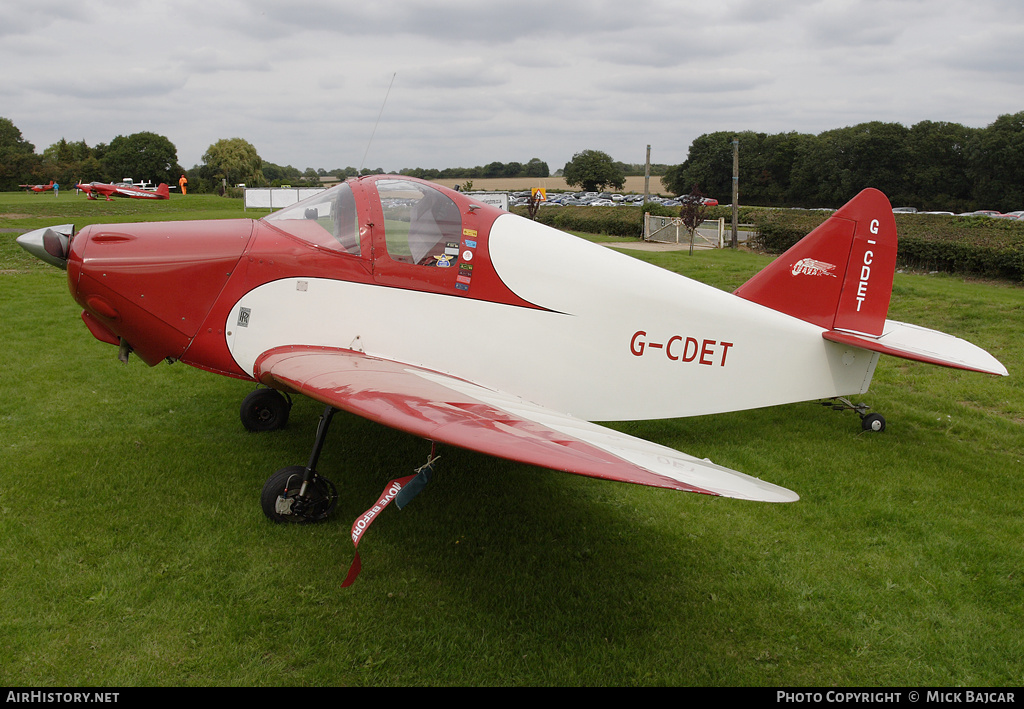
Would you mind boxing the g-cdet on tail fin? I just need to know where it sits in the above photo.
[735,188,1007,377]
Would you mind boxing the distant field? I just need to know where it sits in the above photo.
[0,190,247,235]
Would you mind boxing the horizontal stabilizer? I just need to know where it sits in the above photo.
[824,321,1007,376]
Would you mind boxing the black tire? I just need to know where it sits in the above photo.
[240,388,290,432]
[861,413,886,432]
[260,465,338,524]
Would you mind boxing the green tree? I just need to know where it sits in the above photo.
[262,162,304,186]
[103,131,182,185]
[482,161,506,178]
[0,116,42,190]
[42,138,105,187]
[966,111,1024,212]
[747,132,814,206]
[904,120,975,211]
[523,158,550,178]
[562,149,625,191]
[789,123,910,207]
[678,185,710,248]
[503,161,524,178]
[201,137,265,190]
[664,132,735,198]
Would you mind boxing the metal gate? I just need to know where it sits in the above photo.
[644,214,724,248]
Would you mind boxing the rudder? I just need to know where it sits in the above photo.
[735,188,896,337]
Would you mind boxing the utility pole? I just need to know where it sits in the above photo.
[731,139,739,248]
[644,144,651,205]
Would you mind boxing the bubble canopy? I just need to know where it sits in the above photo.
[262,179,465,267]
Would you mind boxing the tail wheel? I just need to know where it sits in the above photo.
[861,413,886,432]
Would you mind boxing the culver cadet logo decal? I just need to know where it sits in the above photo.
[791,258,837,278]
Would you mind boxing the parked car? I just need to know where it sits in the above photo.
[676,195,719,206]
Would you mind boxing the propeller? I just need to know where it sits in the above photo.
[16,224,74,270]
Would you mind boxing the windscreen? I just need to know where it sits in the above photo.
[264,183,360,256]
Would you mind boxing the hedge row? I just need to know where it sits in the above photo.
[512,204,1024,282]
[748,210,1024,282]
[512,203,749,238]
[510,204,653,238]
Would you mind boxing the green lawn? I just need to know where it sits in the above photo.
[1,192,1022,686]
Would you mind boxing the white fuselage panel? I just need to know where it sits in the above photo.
[226,214,878,421]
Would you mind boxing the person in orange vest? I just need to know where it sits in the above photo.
[178,174,188,196]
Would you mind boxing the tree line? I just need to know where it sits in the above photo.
[0,116,553,194]
[0,120,187,192]
[5,112,1024,210]
[663,112,1024,213]
[0,119,296,194]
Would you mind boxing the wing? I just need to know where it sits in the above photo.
[253,346,798,503]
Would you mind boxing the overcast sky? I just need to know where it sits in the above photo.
[3,0,1022,174]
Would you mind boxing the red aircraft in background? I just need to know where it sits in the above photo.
[19,180,55,192]
[77,180,170,201]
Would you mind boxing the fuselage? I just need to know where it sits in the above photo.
[61,175,879,422]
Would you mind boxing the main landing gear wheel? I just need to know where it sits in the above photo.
[260,406,339,524]
[240,388,291,432]
[260,465,338,524]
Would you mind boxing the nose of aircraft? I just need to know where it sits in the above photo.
[16,224,74,270]
[19,219,255,366]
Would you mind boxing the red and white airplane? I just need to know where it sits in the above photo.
[19,180,55,192]
[17,176,1007,527]
[76,181,170,200]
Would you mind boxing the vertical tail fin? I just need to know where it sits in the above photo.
[156,183,170,199]
[734,188,897,337]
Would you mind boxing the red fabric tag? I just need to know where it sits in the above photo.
[341,474,417,587]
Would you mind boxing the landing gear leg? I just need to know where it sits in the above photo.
[260,405,339,523]
[824,397,886,432]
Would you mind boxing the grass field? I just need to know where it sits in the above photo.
[1,190,1022,686]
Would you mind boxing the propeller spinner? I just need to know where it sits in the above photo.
[17,224,74,270]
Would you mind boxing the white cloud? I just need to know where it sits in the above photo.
[2,0,1022,173]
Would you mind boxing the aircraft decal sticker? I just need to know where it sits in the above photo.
[457,230,477,292]
[791,258,838,278]
[238,307,251,327]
